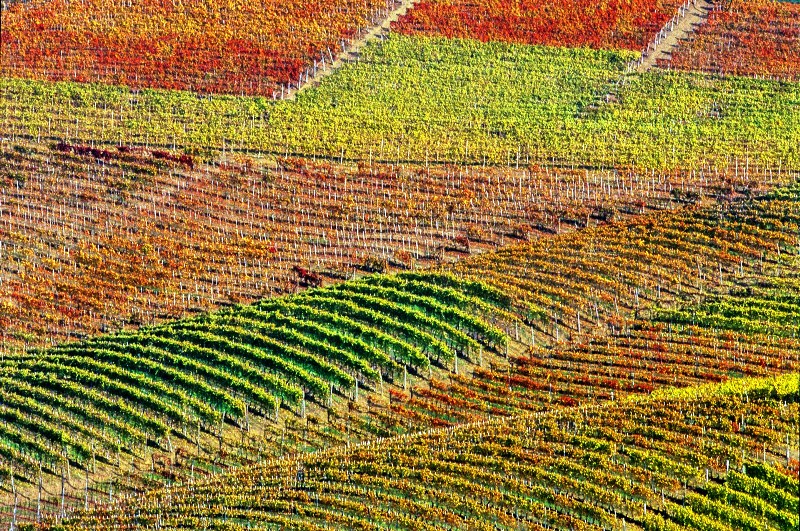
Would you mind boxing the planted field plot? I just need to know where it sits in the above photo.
[448,183,800,341]
[396,272,800,426]
[377,185,800,426]
[1,0,799,525]
[2,139,764,353]
[0,272,510,484]
[0,270,519,519]
[4,36,798,169]
[0,0,395,96]
[662,0,800,81]
[271,41,799,168]
[392,0,684,51]
[269,37,633,165]
[49,375,799,531]
[0,183,797,522]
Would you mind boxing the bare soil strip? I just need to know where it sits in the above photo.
[636,0,716,72]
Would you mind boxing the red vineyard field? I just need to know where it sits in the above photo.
[392,0,684,51]
[0,0,393,96]
[662,0,800,81]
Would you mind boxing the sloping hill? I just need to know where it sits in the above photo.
[44,375,799,530]
[4,139,767,354]
[4,35,799,168]
[0,184,797,523]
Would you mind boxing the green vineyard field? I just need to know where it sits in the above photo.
[48,375,799,530]
[3,35,798,169]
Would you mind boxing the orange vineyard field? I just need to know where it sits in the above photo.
[392,0,685,51]
[5,139,783,353]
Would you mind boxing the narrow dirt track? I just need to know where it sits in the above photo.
[637,0,716,72]
[585,0,716,114]
[287,0,421,100]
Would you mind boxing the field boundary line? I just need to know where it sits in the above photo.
[284,0,421,100]
[587,0,716,115]
[633,0,716,72]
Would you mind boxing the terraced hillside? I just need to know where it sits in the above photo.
[0,183,797,523]
[2,0,798,363]
[45,375,800,530]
